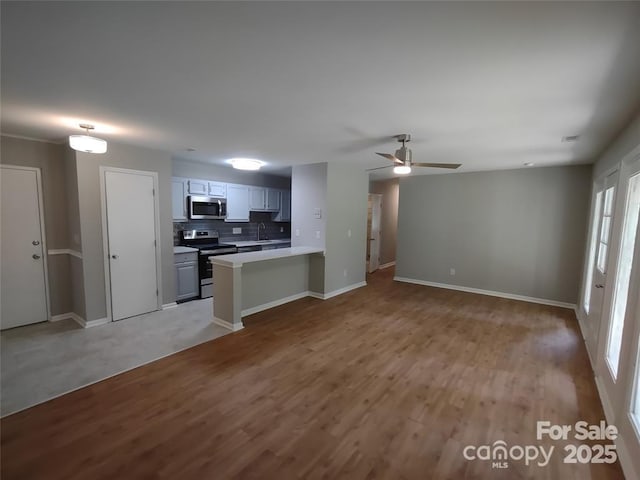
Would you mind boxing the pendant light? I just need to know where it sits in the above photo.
[69,124,107,154]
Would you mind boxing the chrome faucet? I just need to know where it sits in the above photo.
[257,222,267,240]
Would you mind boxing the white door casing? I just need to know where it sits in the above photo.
[102,168,160,322]
[596,156,640,410]
[368,194,382,273]
[0,165,49,329]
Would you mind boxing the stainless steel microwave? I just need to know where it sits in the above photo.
[188,196,227,220]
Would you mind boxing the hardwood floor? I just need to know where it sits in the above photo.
[1,269,624,479]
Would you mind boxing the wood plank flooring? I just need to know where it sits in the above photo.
[1,269,624,479]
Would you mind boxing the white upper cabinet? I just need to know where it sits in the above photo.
[226,184,250,222]
[172,178,188,221]
[266,189,281,211]
[249,187,266,211]
[208,182,226,198]
[187,179,208,196]
[250,187,280,212]
[273,189,291,222]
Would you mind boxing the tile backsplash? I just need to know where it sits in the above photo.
[173,211,291,245]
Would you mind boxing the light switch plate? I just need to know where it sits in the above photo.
[232,227,242,234]
[314,208,322,219]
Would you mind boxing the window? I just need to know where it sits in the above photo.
[583,191,603,314]
[606,173,640,379]
[597,187,616,273]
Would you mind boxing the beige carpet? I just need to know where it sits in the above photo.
[0,298,231,417]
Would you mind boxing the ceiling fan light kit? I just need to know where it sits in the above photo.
[69,124,107,154]
[393,165,411,175]
[370,133,461,174]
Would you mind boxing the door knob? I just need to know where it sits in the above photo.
[32,254,41,259]
[32,240,40,246]
[595,284,604,288]
[111,254,119,259]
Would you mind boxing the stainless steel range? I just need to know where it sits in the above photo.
[179,230,237,299]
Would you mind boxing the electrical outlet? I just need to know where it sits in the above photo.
[295,229,300,237]
[315,230,320,239]
[232,227,242,235]
[314,208,322,219]
[347,228,352,238]
[450,268,456,276]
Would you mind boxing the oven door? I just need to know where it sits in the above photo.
[189,196,226,219]
[198,247,238,297]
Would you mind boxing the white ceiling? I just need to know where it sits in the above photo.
[2,1,640,179]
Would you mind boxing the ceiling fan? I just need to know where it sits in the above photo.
[369,134,461,174]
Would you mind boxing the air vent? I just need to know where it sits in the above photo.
[562,135,580,143]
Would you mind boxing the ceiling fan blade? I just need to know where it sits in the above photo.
[412,162,462,169]
[366,165,393,172]
[376,152,403,164]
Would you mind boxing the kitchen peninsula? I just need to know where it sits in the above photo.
[210,247,324,331]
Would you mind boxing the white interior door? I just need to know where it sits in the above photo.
[583,172,618,351]
[104,169,159,321]
[368,194,382,273]
[1,166,48,329]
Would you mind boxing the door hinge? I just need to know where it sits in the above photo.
[156,289,159,296]
[152,188,155,196]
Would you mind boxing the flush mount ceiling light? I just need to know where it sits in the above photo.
[228,158,265,171]
[524,162,535,167]
[393,165,411,175]
[69,124,107,154]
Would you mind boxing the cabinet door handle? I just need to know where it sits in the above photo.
[32,240,40,246]
[32,254,41,259]
[595,284,604,288]
[111,254,119,259]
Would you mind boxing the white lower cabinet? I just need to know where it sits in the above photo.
[175,252,199,301]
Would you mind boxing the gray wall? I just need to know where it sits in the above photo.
[75,142,174,321]
[0,135,72,315]
[369,178,399,266]
[63,147,86,318]
[291,163,327,249]
[396,165,593,304]
[593,112,640,179]
[324,163,368,294]
[173,158,290,189]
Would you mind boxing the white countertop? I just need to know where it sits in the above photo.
[227,239,291,248]
[210,246,324,267]
[173,246,199,254]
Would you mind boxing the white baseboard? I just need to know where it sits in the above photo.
[591,356,639,480]
[379,262,396,270]
[310,281,367,300]
[242,291,309,317]
[47,248,83,259]
[619,414,640,480]
[162,302,178,310]
[49,312,104,328]
[393,276,576,309]
[212,317,244,332]
[49,312,73,322]
[71,315,108,328]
